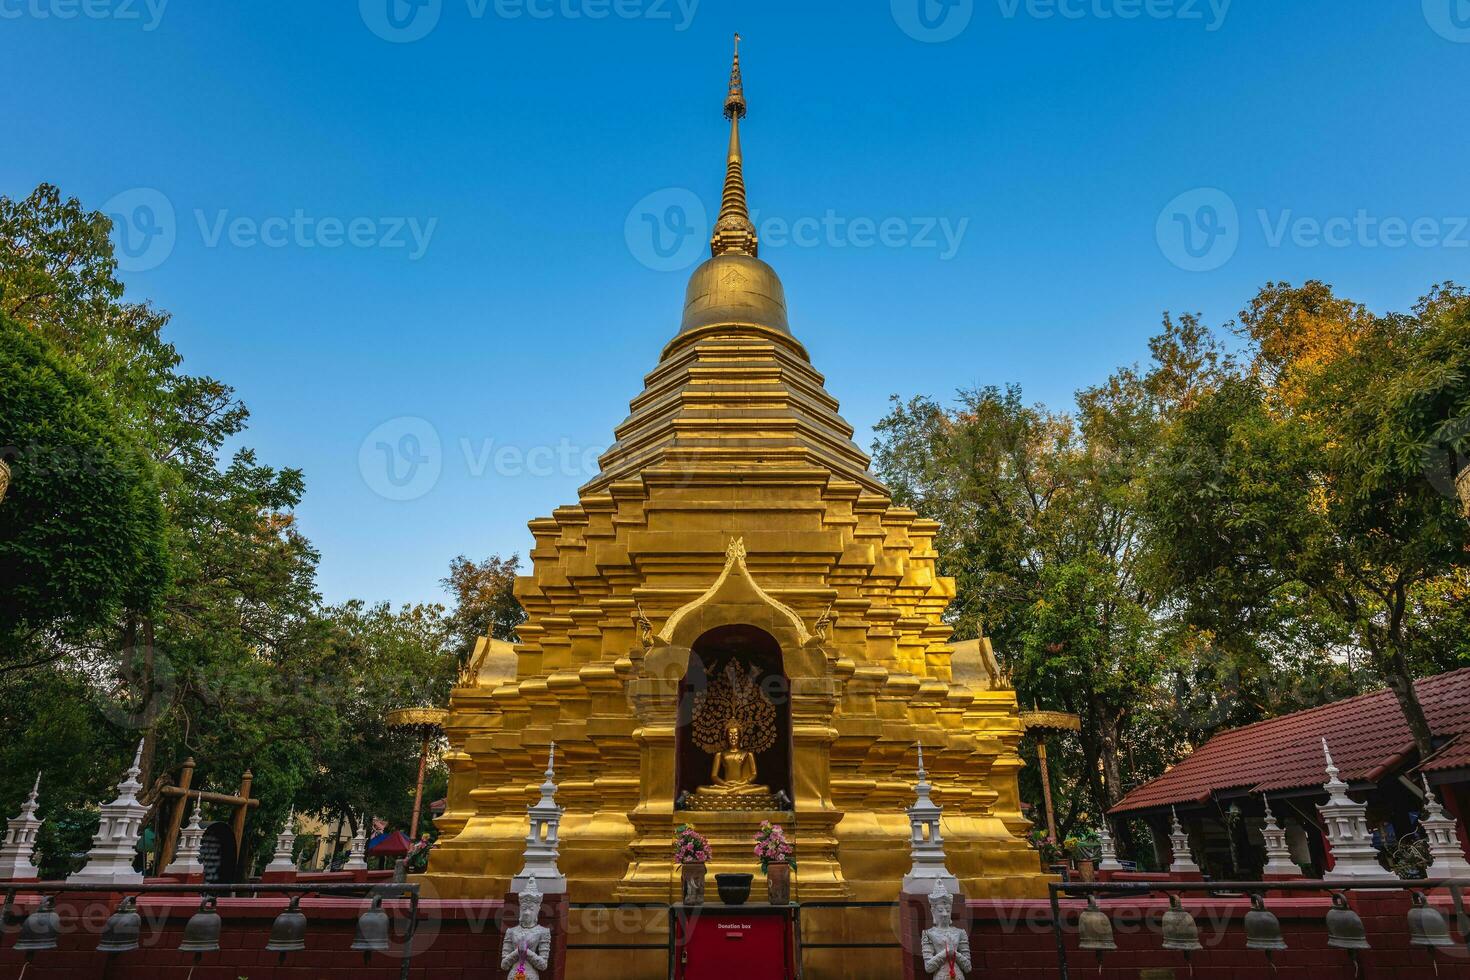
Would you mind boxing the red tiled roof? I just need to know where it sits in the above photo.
[1111,667,1470,815]
[1420,734,1470,774]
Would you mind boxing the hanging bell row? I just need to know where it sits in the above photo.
[1075,889,1458,962]
[10,892,390,960]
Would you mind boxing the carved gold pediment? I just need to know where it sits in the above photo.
[654,538,818,648]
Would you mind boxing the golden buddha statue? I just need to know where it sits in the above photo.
[702,719,767,797]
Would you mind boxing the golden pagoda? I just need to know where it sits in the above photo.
[426,37,1049,917]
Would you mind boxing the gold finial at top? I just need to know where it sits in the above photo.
[724,32,746,120]
[711,32,758,258]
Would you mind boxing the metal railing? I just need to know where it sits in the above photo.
[1,880,423,980]
[1047,877,1470,980]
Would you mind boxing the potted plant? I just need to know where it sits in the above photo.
[754,821,795,905]
[673,824,711,905]
[1028,829,1065,870]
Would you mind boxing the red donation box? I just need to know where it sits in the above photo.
[671,904,799,980]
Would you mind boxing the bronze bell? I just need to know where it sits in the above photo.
[1244,893,1287,952]
[1077,896,1116,952]
[96,896,141,954]
[1408,892,1454,949]
[265,896,307,954]
[179,895,222,954]
[1325,893,1370,950]
[13,897,61,953]
[351,896,391,956]
[1160,895,1203,952]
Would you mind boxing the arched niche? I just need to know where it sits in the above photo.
[675,624,793,805]
[643,538,827,684]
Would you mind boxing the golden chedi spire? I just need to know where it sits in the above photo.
[677,34,789,340]
[711,33,757,259]
[586,35,881,495]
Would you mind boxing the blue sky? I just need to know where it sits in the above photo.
[5,0,1469,607]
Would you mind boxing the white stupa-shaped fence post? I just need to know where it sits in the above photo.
[344,812,370,871]
[163,793,206,876]
[902,743,958,896]
[1420,776,1470,880]
[1096,819,1124,872]
[1168,807,1201,875]
[0,773,44,880]
[513,742,567,893]
[70,741,149,886]
[264,807,299,874]
[1318,739,1382,880]
[1260,796,1300,877]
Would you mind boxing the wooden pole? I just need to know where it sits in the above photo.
[1037,739,1058,843]
[232,770,253,857]
[409,731,431,839]
[158,757,195,870]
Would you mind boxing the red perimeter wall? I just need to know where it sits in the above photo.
[4,882,1469,979]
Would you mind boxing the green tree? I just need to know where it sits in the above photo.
[0,320,168,656]
[1146,282,1470,759]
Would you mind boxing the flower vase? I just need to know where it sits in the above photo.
[681,862,707,906]
[765,862,791,905]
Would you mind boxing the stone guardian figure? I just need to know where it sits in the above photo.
[921,878,972,980]
[500,875,552,980]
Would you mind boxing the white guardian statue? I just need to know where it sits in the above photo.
[922,877,972,980]
[500,875,552,980]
